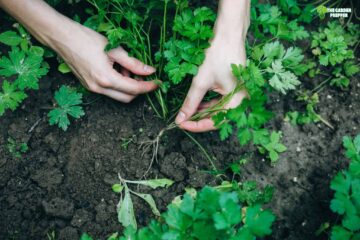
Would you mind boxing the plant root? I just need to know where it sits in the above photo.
[139,123,177,179]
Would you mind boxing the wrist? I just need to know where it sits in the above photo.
[213,0,250,44]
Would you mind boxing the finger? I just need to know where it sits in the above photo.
[108,47,156,76]
[197,99,219,111]
[224,90,248,109]
[121,68,130,77]
[106,71,159,95]
[179,118,216,133]
[180,90,247,133]
[98,87,136,103]
[175,74,209,124]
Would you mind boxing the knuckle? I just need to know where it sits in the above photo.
[123,95,136,103]
[97,78,112,88]
[88,83,100,93]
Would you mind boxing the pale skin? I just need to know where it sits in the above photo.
[0,0,250,132]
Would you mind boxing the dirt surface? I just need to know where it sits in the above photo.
[1,3,360,240]
[1,59,359,240]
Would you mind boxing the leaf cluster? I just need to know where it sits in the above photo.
[329,135,360,240]
[286,93,322,125]
[310,22,359,89]
[250,3,310,41]
[161,7,215,85]
[6,137,28,159]
[0,29,48,116]
[83,185,275,240]
[212,40,305,162]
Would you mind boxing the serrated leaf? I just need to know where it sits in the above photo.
[219,122,233,140]
[0,47,48,90]
[245,205,275,237]
[267,60,300,94]
[48,86,85,131]
[0,80,27,116]
[330,226,352,240]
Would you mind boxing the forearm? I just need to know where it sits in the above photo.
[214,0,250,42]
[0,0,76,50]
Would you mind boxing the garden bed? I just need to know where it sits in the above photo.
[0,1,359,240]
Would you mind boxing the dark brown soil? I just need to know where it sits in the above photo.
[1,4,360,240]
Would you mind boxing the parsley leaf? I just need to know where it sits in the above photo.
[267,60,300,94]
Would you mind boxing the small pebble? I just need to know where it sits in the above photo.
[293,177,298,183]
[302,221,307,227]
[296,146,301,152]
[327,95,332,99]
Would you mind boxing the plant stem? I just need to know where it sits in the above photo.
[182,131,218,172]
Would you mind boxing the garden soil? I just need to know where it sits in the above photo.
[1,3,360,240]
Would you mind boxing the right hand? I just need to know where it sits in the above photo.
[51,22,159,103]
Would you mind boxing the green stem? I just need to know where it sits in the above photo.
[312,76,332,93]
[182,131,218,172]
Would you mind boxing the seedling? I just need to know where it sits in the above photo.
[6,137,28,159]
[48,86,85,131]
[112,174,174,230]
[286,92,334,129]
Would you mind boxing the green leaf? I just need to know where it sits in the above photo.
[245,205,275,237]
[344,61,359,77]
[125,178,174,189]
[342,214,360,232]
[58,62,72,74]
[267,60,300,94]
[220,122,233,140]
[238,128,252,146]
[80,233,93,240]
[213,192,242,230]
[0,80,27,116]
[262,131,287,162]
[343,135,360,161]
[118,185,137,230]
[0,47,48,90]
[331,226,352,240]
[112,184,124,193]
[48,86,85,131]
[0,31,22,46]
[132,191,161,216]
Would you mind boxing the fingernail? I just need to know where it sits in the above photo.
[144,65,156,73]
[175,111,186,124]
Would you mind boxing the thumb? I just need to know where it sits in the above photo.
[175,75,209,124]
[108,47,156,76]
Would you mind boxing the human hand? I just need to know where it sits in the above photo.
[51,22,158,103]
[175,0,250,132]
